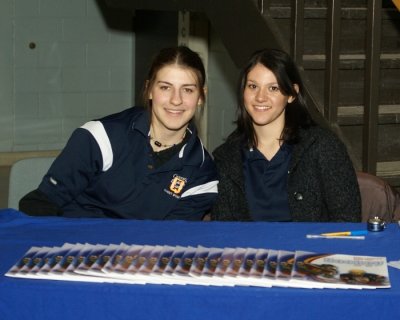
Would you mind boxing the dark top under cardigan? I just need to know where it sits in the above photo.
[211,125,361,222]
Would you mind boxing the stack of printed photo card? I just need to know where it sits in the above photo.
[5,243,391,290]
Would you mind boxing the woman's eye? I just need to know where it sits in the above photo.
[247,84,257,90]
[268,85,280,92]
[183,88,194,94]
[159,85,170,91]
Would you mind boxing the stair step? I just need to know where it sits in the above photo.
[302,54,400,69]
[376,161,400,190]
[267,0,391,7]
[377,161,400,189]
[338,105,400,125]
[268,6,399,19]
[269,11,399,54]
[266,0,398,14]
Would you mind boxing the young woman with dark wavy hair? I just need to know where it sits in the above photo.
[211,48,361,222]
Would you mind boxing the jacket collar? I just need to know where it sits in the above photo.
[131,109,204,171]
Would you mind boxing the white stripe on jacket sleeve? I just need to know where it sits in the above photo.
[81,121,113,171]
[180,180,218,198]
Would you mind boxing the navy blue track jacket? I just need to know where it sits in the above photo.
[38,107,219,220]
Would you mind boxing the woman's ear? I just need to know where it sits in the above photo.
[145,80,152,100]
[288,84,299,103]
[198,87,207,106]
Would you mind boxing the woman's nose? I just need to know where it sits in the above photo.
[255,87,268,101]
[170,89,183,105]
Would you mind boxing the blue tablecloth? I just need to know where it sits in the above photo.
[0,208,399,320]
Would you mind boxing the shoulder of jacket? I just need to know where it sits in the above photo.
[92,107,148,138]
[298,125,343,147]
[289,126,339,163]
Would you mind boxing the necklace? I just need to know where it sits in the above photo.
[149,131,187,148]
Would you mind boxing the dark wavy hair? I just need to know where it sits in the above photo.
[236,48,315,148]
[142,46,206,109]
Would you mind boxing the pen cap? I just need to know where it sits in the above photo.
[351,230,368,236]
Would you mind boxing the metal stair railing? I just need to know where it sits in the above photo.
[363,0,382,175]
[269,0,384,174]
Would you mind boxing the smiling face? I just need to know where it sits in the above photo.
[149,64,202,136]
[244,63,295,132]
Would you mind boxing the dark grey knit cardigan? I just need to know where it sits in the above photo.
[211,125,361,222]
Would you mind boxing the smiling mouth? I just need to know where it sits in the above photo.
[165,108,184,115]
[254,105,272,111]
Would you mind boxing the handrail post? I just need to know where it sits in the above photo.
[257,0,264,14]
[363,0,382,174]
[291,0,304,66]
[324,0,341,123]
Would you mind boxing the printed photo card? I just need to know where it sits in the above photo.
[5,243,391,290]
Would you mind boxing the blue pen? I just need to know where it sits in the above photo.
[321,230,368,236]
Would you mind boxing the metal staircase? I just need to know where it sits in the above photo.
[264,0,400,188]
[105,0,400,189]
